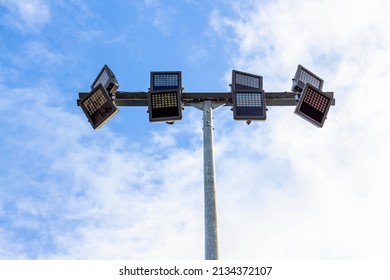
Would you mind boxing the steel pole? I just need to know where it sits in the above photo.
[202,100,219,260]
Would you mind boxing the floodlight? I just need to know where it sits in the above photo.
[148,89,182,122]
[292,65,323,93]
[232,91,267,120]
[150,71,182,91]
[231,70,266,121]
[295,83,332,127]
[81,84,119,129]
[232,70,263,91]
[91,64,119,94]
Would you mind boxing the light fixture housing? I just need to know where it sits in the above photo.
[91,64,119,94]
[294,83,332,127]
[292,65,323,93]
[231,70,266,121]
[81,83,119,129]
[148,71,182,122]
[150,71,182,91]
[148,89,182,122]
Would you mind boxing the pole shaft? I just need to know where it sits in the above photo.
[203,100,219,260]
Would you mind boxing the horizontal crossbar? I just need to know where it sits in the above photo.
[77,91,335,107]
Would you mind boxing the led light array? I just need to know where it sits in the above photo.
[84,88,109,116]
[153,74,179,88]
[91,64,119,94]
[81,84,118,129]
[232,91,266,121]
[92,69,110,90]
[298,68,322,90]
[295,83,332,127]
[151,92,178,108]
[235,73,261,89]
[292,65,323,93]
[148,90,182,122]
[235,93,263,107]
[302,86,330,114]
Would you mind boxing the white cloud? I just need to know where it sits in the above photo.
[0,0,51,32]
[210,0,390,85]
[0,82,208,259]
[185,45,208,64]
[11,41,65,68]
[205,0,390,259]
[76,30,105,42]
[141,0,178,36]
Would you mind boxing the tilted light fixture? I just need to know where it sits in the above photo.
[91,64,119,94]
[80,84,119,129]
[291,65,332,127]
[231,70,266,121]
[292,64,323,93]
[80,65,120,129]
[294,83,332,128]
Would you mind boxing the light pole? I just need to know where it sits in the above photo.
[77,66,335,260]
[186,99,226,260]
[201,100,222,260]
[202,100,219,260]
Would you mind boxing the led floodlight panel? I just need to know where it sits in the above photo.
[295,83,332,127]
[231,70,266,120]
[232,70,263,91]
[148,89,182,122]
[91,64,119,94]
[232,91,267,120]
[81,84,119,129]
[150,71,182,91]
[292,65,324,93]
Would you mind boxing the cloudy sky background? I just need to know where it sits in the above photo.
[0,0,389,259]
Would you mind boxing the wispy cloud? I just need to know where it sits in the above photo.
[142,0,178,36]
[11,41,65,67]
[0,0,51,32]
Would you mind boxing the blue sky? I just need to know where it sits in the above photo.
[0,0,390,259]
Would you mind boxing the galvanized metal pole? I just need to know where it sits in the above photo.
[202,100,219,260]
